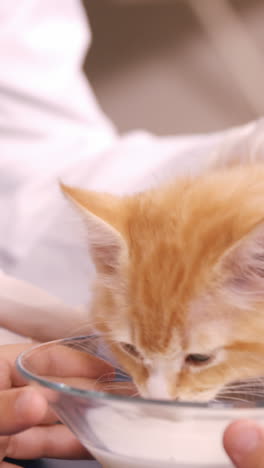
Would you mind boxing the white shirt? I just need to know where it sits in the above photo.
[0,0,264,342]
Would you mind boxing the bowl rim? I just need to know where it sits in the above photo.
[16,335,262,410]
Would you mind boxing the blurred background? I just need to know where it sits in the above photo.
[83,0,264,135]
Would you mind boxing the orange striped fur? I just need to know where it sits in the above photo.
[61,164,264,401]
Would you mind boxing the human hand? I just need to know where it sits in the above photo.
[224,420,264,468]
[7,343,264,468]
[0,342,114,466]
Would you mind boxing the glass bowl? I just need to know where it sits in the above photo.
[16,336,264,468]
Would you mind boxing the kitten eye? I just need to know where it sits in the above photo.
[186,354,212,366]
[120,342,141,359]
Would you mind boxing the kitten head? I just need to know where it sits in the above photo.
[61,165,264,402]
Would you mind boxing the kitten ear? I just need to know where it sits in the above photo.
[60,183,127,273]
[218,221,264,307]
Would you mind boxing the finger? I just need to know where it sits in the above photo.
[223,419,264,468]
[6,424,90,460]
[0,345,36,387]
[0,343,113,387]
[23,345,113,379]
[14,345,114,387]
[1,366,59,427]
[0,387,48,435]
[0,345,33,365]
[0,462,21,468]
[33,406,59,426]
[0,361,12,391]
[0,436,10,461]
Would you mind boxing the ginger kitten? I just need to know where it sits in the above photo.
[61,164,264,402]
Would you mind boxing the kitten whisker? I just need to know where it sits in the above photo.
[216,395,251,404]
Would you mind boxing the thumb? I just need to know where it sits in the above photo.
[223,420,264,468]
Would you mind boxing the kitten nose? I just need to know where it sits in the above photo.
[146,372,172,400]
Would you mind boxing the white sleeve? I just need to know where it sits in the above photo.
[0,0,116,277]
[0,0,116,172]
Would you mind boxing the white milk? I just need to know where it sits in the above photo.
[89,447,230,468]
[83,405,235,468]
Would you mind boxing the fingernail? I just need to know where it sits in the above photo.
[229,422,262,462]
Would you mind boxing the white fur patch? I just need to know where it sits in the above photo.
[144,356,182,399]
[110,328,132,344]
[146,370,171,400]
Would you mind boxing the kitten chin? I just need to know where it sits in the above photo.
[62,164,264,403]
